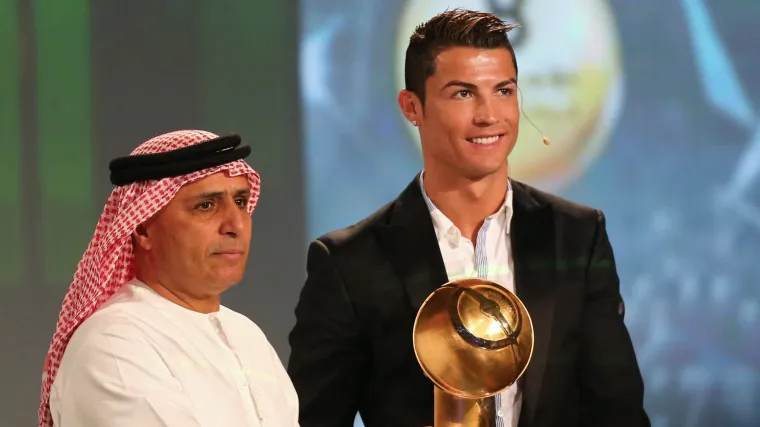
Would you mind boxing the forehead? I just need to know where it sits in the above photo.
[430,47,516,84]
[176,172,250,195]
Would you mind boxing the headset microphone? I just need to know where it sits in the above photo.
[517,85,551,145]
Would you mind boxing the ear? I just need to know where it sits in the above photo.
[398,89,423,127]
[132,223,152,251]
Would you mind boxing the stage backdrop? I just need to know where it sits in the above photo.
[1,1,759,427]
[300,1,760,426]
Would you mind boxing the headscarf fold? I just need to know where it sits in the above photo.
[38,129,261,427]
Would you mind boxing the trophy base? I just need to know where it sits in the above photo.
[434,387,496,427]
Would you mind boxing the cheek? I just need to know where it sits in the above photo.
[242,221,253,244]
[500,98,520,122]
[236,226,253,256]
[429,104,472,135]
[159,225,204,262]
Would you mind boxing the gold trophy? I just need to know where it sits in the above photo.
[413,278,534,427]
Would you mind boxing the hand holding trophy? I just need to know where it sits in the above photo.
[413,278,534,427]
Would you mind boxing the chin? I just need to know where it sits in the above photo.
[461,164,506,180]
[225,272,245,285]
[211,270,245,288]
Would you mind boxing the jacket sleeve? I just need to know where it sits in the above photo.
[579,210,651,427]
[287,239,368,427]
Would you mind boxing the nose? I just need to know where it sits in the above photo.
[219,201,247,238]
[474,98,498,126]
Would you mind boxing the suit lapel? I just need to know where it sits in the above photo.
[377,176,557,426]
[511,181,557,426]
[377,174,449,312]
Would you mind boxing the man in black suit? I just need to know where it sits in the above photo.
[287,9,649,427]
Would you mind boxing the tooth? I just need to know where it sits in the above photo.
[471,136,498,144]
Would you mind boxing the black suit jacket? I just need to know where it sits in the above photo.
[287,176,650,427]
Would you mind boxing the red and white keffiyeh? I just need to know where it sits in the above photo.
[38,129,261,427]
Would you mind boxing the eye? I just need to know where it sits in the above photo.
[235,198,248,208]
[197,201,214,210]
[452,90,471,99]
[499,88,515,96]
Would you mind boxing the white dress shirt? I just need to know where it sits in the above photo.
[419,172,521,427]
[49,280,299,427]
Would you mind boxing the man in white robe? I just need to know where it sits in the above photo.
[38,130,299,427]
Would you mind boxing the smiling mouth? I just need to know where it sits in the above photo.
[467,135,502,145]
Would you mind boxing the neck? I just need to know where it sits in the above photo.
[135,269,220,314]
[422,164,509,242]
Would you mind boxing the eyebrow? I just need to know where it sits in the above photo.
[441,78,517,92]
[191,188,251,201]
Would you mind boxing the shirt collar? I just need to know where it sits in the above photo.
[418,171,513,241]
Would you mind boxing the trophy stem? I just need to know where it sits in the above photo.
[433,386,496,427]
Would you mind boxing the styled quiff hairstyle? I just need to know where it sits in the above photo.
[404,9,519,105]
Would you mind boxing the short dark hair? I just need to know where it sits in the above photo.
[404,9,519,104]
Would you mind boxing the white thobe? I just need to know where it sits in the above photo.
[49,280,299,427]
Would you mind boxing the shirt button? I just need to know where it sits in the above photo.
[497,410,504,417]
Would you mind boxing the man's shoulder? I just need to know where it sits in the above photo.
[66,283,187,352]
[312,198,396,256]
[513,179,603,223]
[66,293,154,350]
[55,297,154,389]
